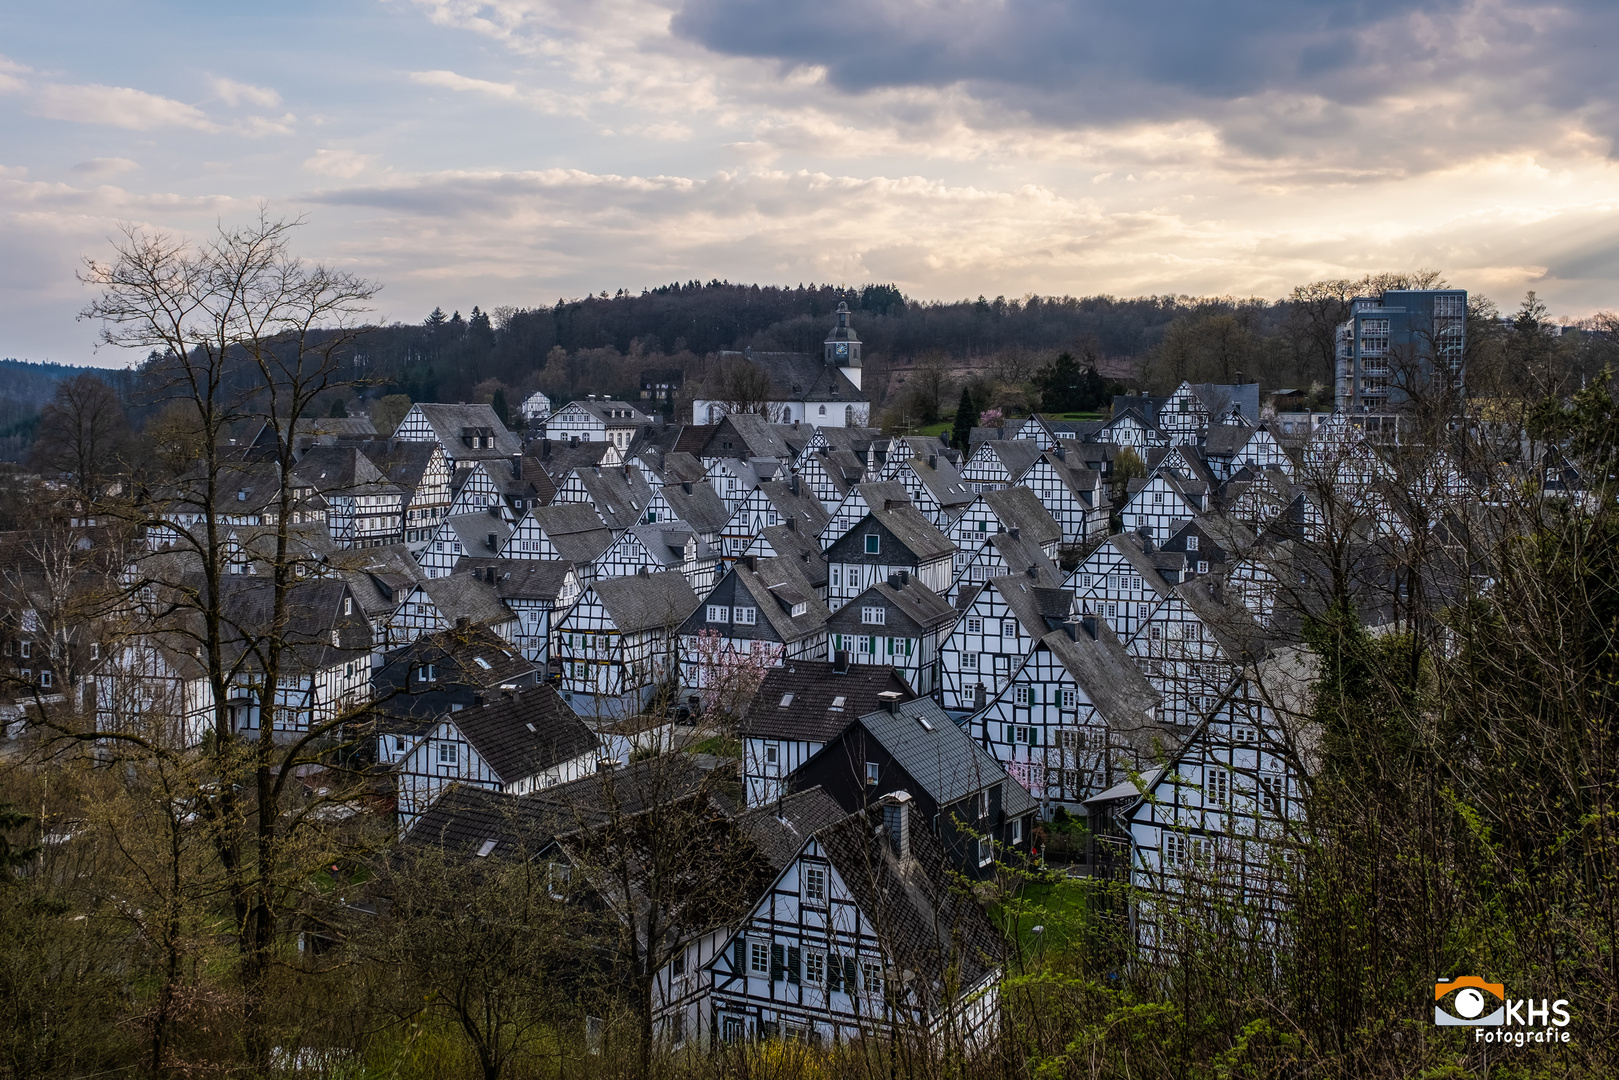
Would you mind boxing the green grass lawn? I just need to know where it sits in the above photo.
[995,871,1090,960]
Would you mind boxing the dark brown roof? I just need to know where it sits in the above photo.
[740,661,915,742]
[449,684,601,783]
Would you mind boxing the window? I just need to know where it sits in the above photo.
[1013,686,1030,706]
[1011,725,1037,745]
[734,606,757,625]
[1198,560,1209,575]
[40,670,52,688]
[1012,817,1023,843]
[764,742,779,764]
[865,761,879,785]
[1002,620,1017,637]
[864,534,880,554]
[19,641,29,659]
[1259,775,1284,815]
[805,950,826,984]
[437,741,457,764]
[862,961,884,996]
[1234,725,1257,744]
[1150,624,1162,640]
[1060,688,1077,710]
[1105,602,1117,619]
[749,941,770,974]
[830,695,846,711]
[966,617,982,634]
[830,566,841,587]
[861,605,885,625]
[1153,492,1163,504]
[802,864,827,904]
[1186,535,1198,551]
[818,405,826,416]
[977,837,993,867]
[707,605,726,623]
[1206,768,1229,806]
[963,651,978,672]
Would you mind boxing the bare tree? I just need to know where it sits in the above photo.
[70,211,379,1067]
[30,373,132,506]
[703,355,774,419]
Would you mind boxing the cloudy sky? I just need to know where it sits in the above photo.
[4,0,1619,365]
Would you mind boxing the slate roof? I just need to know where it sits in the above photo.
[330,545,427,615]
[755,477,832,535]
[702,414,800,461]
[452,557,577,602]
[447,683,601,783]
[813,426,884,462]
[409,403,524,460]
[904,451,974,511]
[735,786,849,872]
[531,439,614,483]
[1038,620,1169,753]
[854,698,1038,817]
[993,578,1074,637]
[571,467,653,532]
[739,661,915,742]
[736,558,830,642]
[750,522,828,587]
[527,503,615,563]
[1191,383,1261,424]
[672,425,718,455]
[1174,574,1272,664]
[981,485,1061,548]
[830,573,956,633]
[1110,395,1168,430]
[566,400,656,427]
[959,532,1061,588]
[420,573,514,628]
[1203,423,1260,457]
[590,571,701,634]
[660,480,731,534]
[715,350,869,406]
[625,522,715,569]
[445,512,513,558]
[385,625,537,690]
[828,502,955,564]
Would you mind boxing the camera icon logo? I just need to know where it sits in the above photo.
[1435,976,1505,1026]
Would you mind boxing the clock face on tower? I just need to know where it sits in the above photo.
[834,342,850,359]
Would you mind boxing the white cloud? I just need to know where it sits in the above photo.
[71,157,140,176]
[31,82,216,131]
[210,76,281,108]
[304,149,376,179]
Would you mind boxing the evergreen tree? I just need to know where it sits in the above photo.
[1035,351,1084,412]
[950,387,977,449]
[0,801,38,879]
[424,306,447,331]
[328,398,348,419]
[490,387,510,428]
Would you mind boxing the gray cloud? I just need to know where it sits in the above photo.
[671,0,1619,139]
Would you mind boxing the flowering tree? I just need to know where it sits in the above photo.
[978,407,1004,427]
[685,628,781,721]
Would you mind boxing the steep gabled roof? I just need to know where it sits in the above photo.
[735,787,850,872]
[448,684,601,783]
[830,504,956,564]
[590,571,701,634]
[445,512,514,558]
[453,557,577,602]
[386,625,537,689]
[1038,620,1168,752]
[408,403,523,459]
[981,485,1061,547]
[854,698,1037,816]
[741,661,916,742]
[832,574,956,633]
[527,503,614,563]
[974,439,1043,482]
[421,572,514,628]
[715,351,869,405]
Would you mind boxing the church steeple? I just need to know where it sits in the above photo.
[823,301,862,390]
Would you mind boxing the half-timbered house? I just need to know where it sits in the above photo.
[1021,444,1110,548]
[695,793,1002,1050]
[677,557,830,694]
[393,402,523,474]
[1202,423,1292,482]
[971,614,1171,812]
[947,531,1063,604]
[958,439,1041,494]
[552,570,702,718]
[417,510,513,578]
[1125,574,1272,728]
[1120,467,1211,543]
[719,476,831,562]
[824,571,955,695]
[939,575,1070,712]
[1124,647,1315,959]
[502,503,614,578]
[452,558,581,663]
[823,500,954,613]
[393,683,603,824]
[883,450,974,528]
[542,399,657,449]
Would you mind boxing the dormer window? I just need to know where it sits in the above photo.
[864,534,880,554]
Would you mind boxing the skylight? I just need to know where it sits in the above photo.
[829,695,846,711]
[779,693,794,707]
[917,715,935,732]
[473,657,492,670]
[476,839,498,858]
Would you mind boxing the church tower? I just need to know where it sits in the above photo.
[823,301,862,390]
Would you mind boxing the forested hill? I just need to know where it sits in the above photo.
[351,282,1317,411]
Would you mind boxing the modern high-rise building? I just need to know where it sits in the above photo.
[1334,289,1467,416]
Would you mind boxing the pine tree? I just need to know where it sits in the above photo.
[950,387,976,450]
[328,398,348,419]
[424,306,447,331]
[490,387,510,428]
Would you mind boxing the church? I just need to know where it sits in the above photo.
[691,302,872,428]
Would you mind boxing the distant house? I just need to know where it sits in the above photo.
[519,391,553,424]
[692,305,870,426]
[392,684,603,825]
[372,626,539,764]
[736,659,914,807]
[958,439,1042,494]
[544,399,657,450]
[939,575,1071,712]
[393,403,523,473]
[451,558,581,665]
[786,696,1037,881]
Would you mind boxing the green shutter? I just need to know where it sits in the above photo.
[787,946,801,984]
[770,943,785,981]
[733,938,745,974]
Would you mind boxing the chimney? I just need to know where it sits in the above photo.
[790,474,800,496]
[1081,615,1098,639]
[785,517,796,531]
[486,533,498,551]
[740,555,756,572]
[1236,370,1244,385]
[637,566,650,577]
[927,454,937,468]
[682,481,693,494]
[877,690,903,714]
[1025,564,1037,579]
[880,791,912,860]
[833,649,850,674]
[1055,444,1066,461]
[896,569,909,585]
[887,572,900,589]
[1009,527,1020,540]
[542,438,551,458]
[489,503,499,517]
